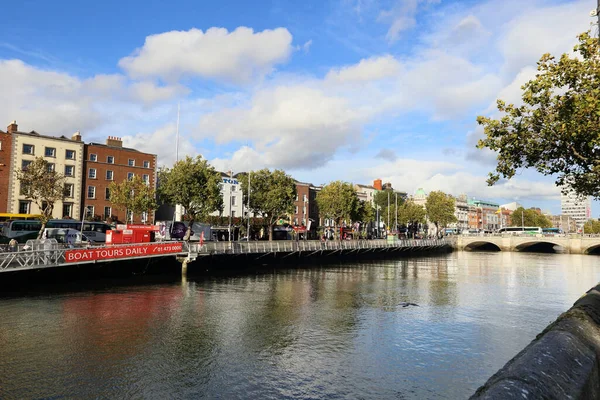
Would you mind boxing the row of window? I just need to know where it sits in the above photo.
[22,160,150,183]
[17,201,113,220]
[86,186,111,200]
[22,144,76,160]
[22,144,151,168]
[88,168,149,182]
[88,153,150,168]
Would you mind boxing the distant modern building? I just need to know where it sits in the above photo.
[468,198,500,231]
[561,189,591,229]
[212,171,253,219]
[500,202,522,212]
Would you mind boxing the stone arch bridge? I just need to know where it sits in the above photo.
[456,235,600,254]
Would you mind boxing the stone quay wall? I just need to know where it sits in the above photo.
[471,283,600,399]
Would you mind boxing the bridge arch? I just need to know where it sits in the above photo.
[514,240,566,253]
[463,240,502,252]
[583,243,600,255]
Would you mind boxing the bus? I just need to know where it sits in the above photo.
[497,227,543,235]
[2,220,112,242]
[0,213,41,222]
[542,227,563,235]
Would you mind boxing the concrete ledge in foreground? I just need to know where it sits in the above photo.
[471,284,600,399]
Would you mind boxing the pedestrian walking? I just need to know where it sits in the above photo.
[8,238,18,252]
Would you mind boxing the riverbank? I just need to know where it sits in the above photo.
[471,282,600,399]
[0,240,453,286]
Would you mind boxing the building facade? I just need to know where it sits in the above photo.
[291,181,310,227]
[0,127,13,213]
[551,214,577,233]
[7,122,85,219]
[354,183,377,205]
[561,190,591,229]
[467,198,500,231]
[83,137,157,223]
[451,194,469,232]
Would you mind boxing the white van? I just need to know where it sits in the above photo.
[43,228,91,246]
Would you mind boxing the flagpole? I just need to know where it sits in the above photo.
[247,171,251,242]
[176,102,180,162]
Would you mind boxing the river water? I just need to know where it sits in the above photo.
[1,251,599,399]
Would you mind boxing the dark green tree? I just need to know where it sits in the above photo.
[583,219,600,234]
[157,156,223,241]
[316,181,359,238]
[398,200,427,226]
[425,191,457,237]
[238,169,296,241]
[477,32,600,198]
[510,207,552,228]
[108,175,157,224]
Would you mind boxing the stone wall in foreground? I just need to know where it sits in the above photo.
[471,284,600,399]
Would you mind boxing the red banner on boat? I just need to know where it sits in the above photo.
[64,243,184,263]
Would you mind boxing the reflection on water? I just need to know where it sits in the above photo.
[0,252,598,399]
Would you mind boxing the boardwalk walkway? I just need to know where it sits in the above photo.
[0,238,453,273]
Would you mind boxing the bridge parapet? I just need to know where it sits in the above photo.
[457,234,600,254]
[0,239,453,274]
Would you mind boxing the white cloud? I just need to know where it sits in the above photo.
[199,84,368,169]
[325,55,402,82]
[499,0,588,77]
[122,124,198,167]
[128,81,189,105]
[301,40,313,54]
[0,59,104,134]
[119,27,294,84]
[210,146,264,173]
[378,0,440,42]
[375,148,397,162]
[0,59,184,138]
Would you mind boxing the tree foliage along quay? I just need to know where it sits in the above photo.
[583,219,600,234]
[316,181,359,238]
[356,200,376,225]
[238,169,296,241]
[108,175,157,224]
[397,200,427,228]
[157,156,223,241]
[425,191,457,237]
[17,157,66,238]
[477,32,600,198]
[509,207,552,228]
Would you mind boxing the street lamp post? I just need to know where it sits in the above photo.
[247,171,251,242]
[229,170,233,242]
[376,205,380,239]
[387,191,390,234]
[303,196,308,240]
[395,192,398,233]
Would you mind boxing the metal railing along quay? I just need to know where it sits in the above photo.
[190,238,451,255]
[0,238,453,273]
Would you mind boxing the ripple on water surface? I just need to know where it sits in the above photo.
[0,252,598,399]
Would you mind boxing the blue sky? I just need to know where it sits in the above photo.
[0,0,596,215]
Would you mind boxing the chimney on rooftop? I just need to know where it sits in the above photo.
[7,121,17,134]
[106,136,123,148]
[373,179,382,191]
[72,131,82,141]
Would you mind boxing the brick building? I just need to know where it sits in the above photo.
[290,181,320,238]
[0,127,13,213]
[83,137,157,223]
